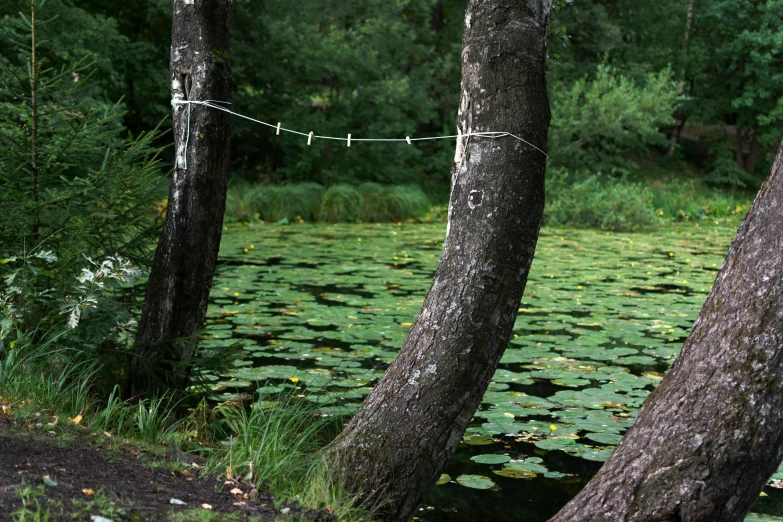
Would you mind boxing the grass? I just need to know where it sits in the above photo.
[225,168,754,231]
[225,182,431,224]
[0,341,377,522]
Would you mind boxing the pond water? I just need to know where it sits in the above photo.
[206,221,783,521]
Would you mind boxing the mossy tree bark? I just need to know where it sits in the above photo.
[327,2,553,521]
[550,143,783,521]
[130,0,232,397]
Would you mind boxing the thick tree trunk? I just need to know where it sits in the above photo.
[326,2,553,521]
[666,0,695,158]
[129,0,232,397]
[550,142,783,522]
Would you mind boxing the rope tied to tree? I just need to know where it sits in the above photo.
[170,98,548,169]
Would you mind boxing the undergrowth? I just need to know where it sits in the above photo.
[225,182,431,224]
[0,343,376,522]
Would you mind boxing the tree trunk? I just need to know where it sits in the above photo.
[549,141,783,521]
[666,0,695,158]
[736,128,746,170]
[746,131,761,174]
[129,0,232,397]
[326,1,553,521]
[430,0,444,33]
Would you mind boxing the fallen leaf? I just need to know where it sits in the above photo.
[91,516,113,522]
[201,503,213,510]
[103,431,112,438]
[230,487,244,495]
[42,475,57,487]
[170,498,186,505]
[82,488,95,496]
[71,413,83,425]
[280,507,291,515]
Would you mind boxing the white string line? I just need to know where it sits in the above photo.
[171,98,548,169]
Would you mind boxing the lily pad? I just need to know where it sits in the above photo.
[435,474,451,485]
[470,454,511,465]
[456,474,496,490]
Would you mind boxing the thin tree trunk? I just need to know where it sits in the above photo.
[666,0,695,158]
[430,0,444,33]
[130,0,232,397]
[746,131,761,174]
[736,127,746,170]
[30,2,39,239]
[326,1,553,521]
[550,141,783,521]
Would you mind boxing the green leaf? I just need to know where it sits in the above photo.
[456,474,496,490]
[470,454,511,465]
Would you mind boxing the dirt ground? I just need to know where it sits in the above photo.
[0,415,332,521]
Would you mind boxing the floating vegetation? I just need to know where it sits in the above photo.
[209,222,742,492]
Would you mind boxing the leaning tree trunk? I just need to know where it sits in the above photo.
[327,1,553,521]
[129,0,232,397]
[550,142,783,521]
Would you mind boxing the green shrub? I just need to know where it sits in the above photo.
[649,179,752,221]
[262,182,324,222]
[549,64,681,174]
[545,169,657,231]
[0,1,165,402]
[225,182,265,222]
[320,185,363,222]
[357,183,430,222]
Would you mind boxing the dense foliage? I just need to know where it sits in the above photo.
[0,0,164,386]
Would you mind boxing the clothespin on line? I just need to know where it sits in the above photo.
[308,131,314,145]
[347,134,351,147]
[276,122,281,135]
[406,136,412,145]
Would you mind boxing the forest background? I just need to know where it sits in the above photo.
[3,0,780,231]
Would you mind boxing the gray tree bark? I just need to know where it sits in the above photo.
[130,0,232,397]
[326,2,553,521]
[550,141,783,521]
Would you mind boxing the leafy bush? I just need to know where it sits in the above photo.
[0,1,164,396]
[545,169,657,231]
[0,1,165,295]
[649,179,752,221]
[549,65,680,174]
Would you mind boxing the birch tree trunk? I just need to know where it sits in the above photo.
[130,0,232,397]
[327,2,553,521]
[550,141,783,521]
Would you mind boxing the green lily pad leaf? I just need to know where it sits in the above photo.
[745,514,783,522]
[544,471,567,479]
[470,454,511,465]
[505,460,548,474]
[493,468,537,479]
[435,474,451,485]
[585,432,623,445]
[579,448,615,462]
[464,435,495,446]
[534,438,576,451]
[456,474,496,490]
